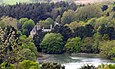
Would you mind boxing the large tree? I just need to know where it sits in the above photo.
[22,19,35,36]
[65,37,82,53]
[40,33,64,54]
[0,26,37,64]
[61,10,76,25]
[75,5,103,21]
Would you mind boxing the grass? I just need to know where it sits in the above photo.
[1,0,30,5]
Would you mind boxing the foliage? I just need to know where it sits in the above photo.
[17,60,40,69]
[0,62,14,69]
[74,24,94,39]
[0,26,38,64]
[38,18,54,28]
[0,1,115,63]
[0,2,77,22]
[0,60,40,69]
[65,37,82,53]
[80,65,96,69]
[19,18,29,29]
[99,40,115,59]
[75,5,103,21]
[97,64,115,69]
[0,16,19,29]
[41,62,65,69]
[22,19,35,36]
[40,33,64,54]
[53,25,73,41]
[20,35,38,56]
[61,10,76,25]
[92,32,102,53]
[0,26,20,64]
[33,30,46,52]
[81,37,95,53]
[66,21,85,31]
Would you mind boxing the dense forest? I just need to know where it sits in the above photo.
[0,1,115,69]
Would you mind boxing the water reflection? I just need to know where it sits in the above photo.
[37,54,115,69]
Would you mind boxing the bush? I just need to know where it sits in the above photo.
[80,65,96,69]
[17,60,40,69]
[41,62,65,69]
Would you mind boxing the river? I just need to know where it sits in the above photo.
[37,53,115,69]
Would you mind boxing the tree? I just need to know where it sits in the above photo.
[53,25,73,41]
[99,40,115,59]
[66,21,85,31]
[0,62,14,69]
[20,35,38,57]
[19,49,37,62]
[19,18,29,29]
[92,32,102,53]
[101,5,108,11]
[0,16,19,29]
[74,24,94,39]
[51,8,60,20]
[33,30,46,52]
[94,17,111,29]
[17,60,40,69]
[81,37,95,53]
[98,25,114,40]
[56,15,61,24]
[40,33,64,54]
[75,5,103,21]
[65,37,82,53]
[61,10,76,25]
[86,18,96,26]
[0,26,38,64]
[22,19,35,36]
[0,26,21,64]
[38,18,54,28]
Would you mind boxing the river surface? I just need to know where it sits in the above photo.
[37,53,115,69]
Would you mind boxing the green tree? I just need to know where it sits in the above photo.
[65,37,82,53]
[56,15,61,24]
[92,32,102,53]
[19,18,29,25]
[22,19,35,36]
[81,37,95,53]
[18,60,40,69]
[33,30,47,52]
[99,40,115,59]
[40,33,64,54]
[61,10,76,25]
[66,21,85,31]
[0,62,14,69]
[38,18,54,28]
[19,18,29,29]
[19,35,38,56]
[19,49,37,61]
[0,26,38,64]
[0,16,18,29]
[75,5,103,21]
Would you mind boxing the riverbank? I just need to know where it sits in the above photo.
[37,53,115,69]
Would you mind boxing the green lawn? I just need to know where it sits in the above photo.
[1,0,30,5]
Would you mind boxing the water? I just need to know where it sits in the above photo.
[37,53,115,69]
